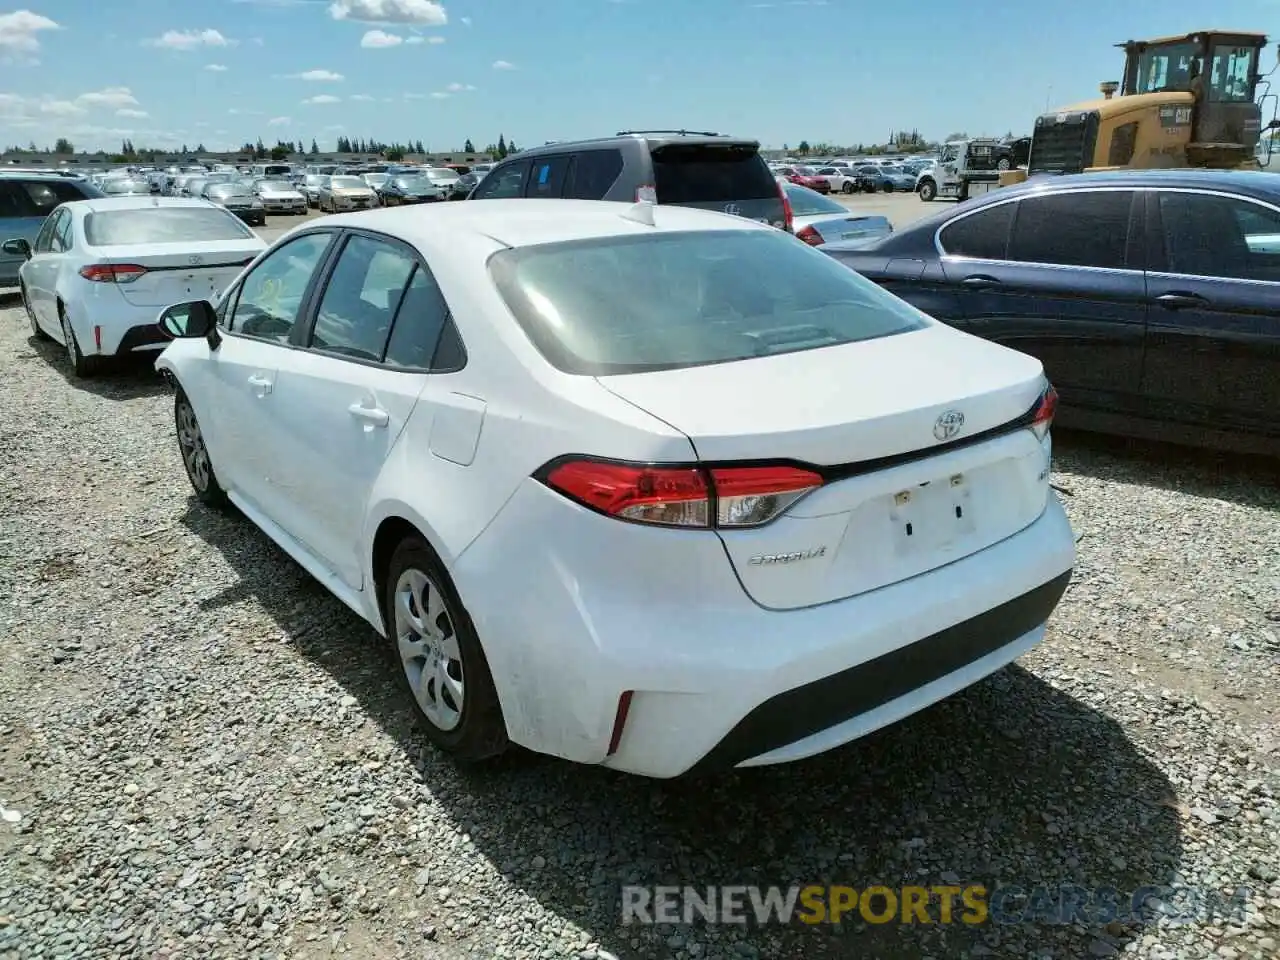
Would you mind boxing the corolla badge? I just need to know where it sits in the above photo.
[933,409,965,442]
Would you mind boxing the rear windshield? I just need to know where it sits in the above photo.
[489,229,928,375]
[783,182,847,217]
[85,207,255,246]
[652,144,778,203]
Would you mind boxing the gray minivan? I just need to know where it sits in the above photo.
[467,131,791,231]
[0,174,103,286]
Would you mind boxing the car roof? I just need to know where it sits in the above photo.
[317,198,770,249]
[992,168,1280,202]
[61,197,219,215]
[498,132,759,161]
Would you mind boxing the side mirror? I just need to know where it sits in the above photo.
[3,237,32,259]
[157,300,220,348]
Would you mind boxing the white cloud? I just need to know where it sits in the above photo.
[492,59,516,70]
[146,28,233,51]
[303,94,341,104]
[405,35,423,44]
[349,94,375,101]
[78,86,140,109]
[117,108,149,118]
[291,68,344,80]
[445,82,474,92]
[267,116,291,126]
[360,29,401,47]
[430,91,448,99]
[204,63,229,72]
[41,100,83,117]
[0,10,60,60]
[460,16,471,26]
[329,0,447,25]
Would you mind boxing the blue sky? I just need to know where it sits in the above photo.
[1,0,1278,153]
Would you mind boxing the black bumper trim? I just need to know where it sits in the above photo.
[115,324,169,354]
[684,569,1072,776]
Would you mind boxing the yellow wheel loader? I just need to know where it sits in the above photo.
[1001,30,1278,188]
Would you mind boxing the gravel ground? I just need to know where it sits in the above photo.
[0,293,1278,960]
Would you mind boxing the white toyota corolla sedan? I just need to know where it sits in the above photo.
[153,199,1075,778]
[8,197,266,377]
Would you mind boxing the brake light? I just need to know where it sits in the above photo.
[79,263,147,283]
[777,179,794,233]
[1031,384,1058,440]
[540,459,824,528]
[795,224,823,246]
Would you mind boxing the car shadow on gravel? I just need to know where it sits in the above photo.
[181,502,1184,960]
[1053,429,1280,510]
[21,333,169,400]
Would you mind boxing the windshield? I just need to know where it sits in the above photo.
[1134,41,1200,93]
[210,184,252,197]
[85,207,255,245]
[363,174,390,185]
[488,229,928,375]
[426,169,459,181]
[394,177,429,189]
[306,175,329,186]
[1207,44,1258,102]
[261,180,293,191]
[783,182,847,217]
[330,176,365,189]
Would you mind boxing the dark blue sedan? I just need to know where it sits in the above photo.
[824,170,1280,457]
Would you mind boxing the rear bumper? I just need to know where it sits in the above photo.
[454,479,1076,779]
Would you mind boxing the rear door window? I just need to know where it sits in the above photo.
[938,203,1014,260]
[651,144,777,203]
[562,150,623,199]
[525,156,571,198]
[1008,190,1134,269]
[471,162,529,199]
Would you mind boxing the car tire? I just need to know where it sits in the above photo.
[996,157,1011,171]
[59,305,102,378]
[21,283,49,341]
[882,182,894,193]
[174,387,229,508]
[918,179,938,202]
[383,535,508,763]
[841,181,856,194]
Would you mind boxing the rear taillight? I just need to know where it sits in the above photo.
[777,179,794,233]
[79,263,147,283]
[540,459,824,529]
[1031,384,1058,440]
[795,224,823,246]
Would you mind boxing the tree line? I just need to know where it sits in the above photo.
[6,132,525,163]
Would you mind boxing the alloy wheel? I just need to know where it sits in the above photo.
[176,397,211,493]
[394,567,465,732]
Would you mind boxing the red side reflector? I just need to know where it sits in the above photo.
[607,690,634,756]
[79,263,148,283]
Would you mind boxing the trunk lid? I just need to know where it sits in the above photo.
[597,325,1053,609]
[92,241,262,307]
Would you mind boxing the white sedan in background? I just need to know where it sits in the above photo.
[152,199,1074,778]
[254,179,307,215]
[6,197,265,377]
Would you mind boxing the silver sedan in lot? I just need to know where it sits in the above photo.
[317,175,378,212]
[254,179,307,214]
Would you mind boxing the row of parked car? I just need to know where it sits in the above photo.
[3,127,1275,784]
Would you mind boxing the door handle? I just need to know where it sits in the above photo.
[348,402,389,427]
[1154,292,1208,310]
[247,373,273,394]
[962,275,1001,289]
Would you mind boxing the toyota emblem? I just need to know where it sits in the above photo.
[933,409,965,442]
[723,202,741,217]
